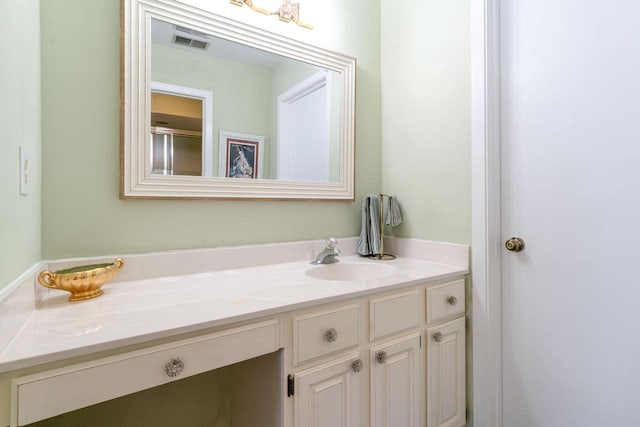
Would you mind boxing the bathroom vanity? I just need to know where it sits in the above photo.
[0,238,468,426]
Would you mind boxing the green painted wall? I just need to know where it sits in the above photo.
[40,0,381,259]
[380,0,471,244]
[0,0,41,289]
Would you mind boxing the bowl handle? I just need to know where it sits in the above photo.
[38,271,58,290]
[113,258,125,271]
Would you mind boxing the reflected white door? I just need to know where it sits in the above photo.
[278,72,329,182]
[500,1,640,425]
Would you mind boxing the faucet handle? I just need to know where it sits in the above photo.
[325,238,338,249]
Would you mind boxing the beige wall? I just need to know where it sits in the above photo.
[380,0,471,244]
[0,0,41,289]
[40,0,381,259]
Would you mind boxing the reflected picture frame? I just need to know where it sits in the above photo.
[219,131,265,179]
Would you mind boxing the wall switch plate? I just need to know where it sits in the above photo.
[19,145,31,195]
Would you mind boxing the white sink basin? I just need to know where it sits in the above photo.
[305,262,397,281]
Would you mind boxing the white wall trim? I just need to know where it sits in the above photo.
[471,0,502,426]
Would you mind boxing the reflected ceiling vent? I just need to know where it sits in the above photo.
[172,35,209,50]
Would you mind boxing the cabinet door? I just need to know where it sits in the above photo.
[427,317,466,427]
[371,333,421,427]
[294,354,361,427]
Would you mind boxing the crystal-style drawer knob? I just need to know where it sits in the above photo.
[447,296,458,306]
[433,332,443,343]
[165,358,185,378]
[352,359,363,373]
[376,351,387,364]
[324,328,338,343]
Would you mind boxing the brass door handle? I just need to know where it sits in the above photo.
[505,237,524,252]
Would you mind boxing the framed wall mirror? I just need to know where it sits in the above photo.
[121,0,356,200]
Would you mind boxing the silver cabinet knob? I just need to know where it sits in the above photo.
[447,296,458,306]
[376,351,387,364]
[164,358,184,378]
[432,332,443,343]
[505,237,525,252]
[351,359,363,373]
[324,328,338,343]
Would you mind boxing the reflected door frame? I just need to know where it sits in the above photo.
[150,81,213,176]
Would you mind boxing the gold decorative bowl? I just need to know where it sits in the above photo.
[38,258,125,302]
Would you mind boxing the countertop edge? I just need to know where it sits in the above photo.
[0,266,468,373]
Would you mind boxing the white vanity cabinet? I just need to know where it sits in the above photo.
[287,278,467,427]
[371,332,422,427]
[4,276,467,427]
[427,318,466,427]
[426,279,467,427]
[293,353,362,427]
[290,303,363,427]
[10,320,281,427]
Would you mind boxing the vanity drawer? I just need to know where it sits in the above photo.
[369,289,420,341]
[426,279,466,323]
[293,304,359,364]
[11,320,279,426]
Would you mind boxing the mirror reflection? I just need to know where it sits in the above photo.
[151,91,203,176]
[150,18,342,183]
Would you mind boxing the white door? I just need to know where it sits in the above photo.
[500,1,640,425]
[371,333,421,427]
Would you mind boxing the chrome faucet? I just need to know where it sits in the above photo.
[311,238,341,265]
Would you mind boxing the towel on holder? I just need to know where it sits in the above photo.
[384,195,403,227]
[357,194,403,256]
[357,194,381,256]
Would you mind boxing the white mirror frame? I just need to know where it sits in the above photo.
[121,0,356,200]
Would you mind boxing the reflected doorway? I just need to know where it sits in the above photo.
[150,82,213,176]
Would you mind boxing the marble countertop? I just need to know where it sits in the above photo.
[0,239,468,373]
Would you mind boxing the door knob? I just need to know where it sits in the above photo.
[505,237,524,252]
